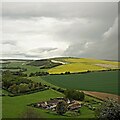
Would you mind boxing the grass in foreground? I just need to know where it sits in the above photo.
[2,89,99,119]
[2,89,64,118]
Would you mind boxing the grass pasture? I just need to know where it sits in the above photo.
[1,62,47,75]
[2,89,64,118]
[2,89,99,119]
[42,71,119,95]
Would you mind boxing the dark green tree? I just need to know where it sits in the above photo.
[56,100,68,115]
[65,89,85,101]
[8,84,19,94]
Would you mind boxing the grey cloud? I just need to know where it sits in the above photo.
[2,40,17,46]
[1,2,118,60]
[63,18,118,60]
[2,47,58,58]
[2,2,117,21]
[30,47,58,53]
[2,51,40,58]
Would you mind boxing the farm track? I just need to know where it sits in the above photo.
[51,60,66,65]
[83,90,120,103]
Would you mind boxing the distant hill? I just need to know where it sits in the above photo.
[47,57,120,74]
[27,59,62,69]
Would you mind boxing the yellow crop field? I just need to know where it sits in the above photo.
[64,58,120,68]
[48,63,108,74]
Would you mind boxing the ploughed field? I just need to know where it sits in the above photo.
[42,71,119,95]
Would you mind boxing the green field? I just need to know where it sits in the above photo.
[42,71,119,95]
[2,89,98,118]
[2,89,64,118]
[1,62,47,75]
[2,58,119,119]
[30,76,60,89]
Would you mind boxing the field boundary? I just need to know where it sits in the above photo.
[83,90,120,103]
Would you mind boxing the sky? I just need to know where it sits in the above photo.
[1,2,118,60]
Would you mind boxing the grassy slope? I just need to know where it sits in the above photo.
[2,89,98,119]
[29,76,60,89]
[2,62,47,75]
[2,89,64,118]
[42,71,119,95]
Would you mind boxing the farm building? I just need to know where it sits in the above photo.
[36,97,82,111]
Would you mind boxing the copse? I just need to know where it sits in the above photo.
[64,89,85,101]
[2,70,47,95]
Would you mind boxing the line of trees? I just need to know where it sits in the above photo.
[29,71,49,77]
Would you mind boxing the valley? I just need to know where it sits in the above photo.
[1,57,120,119]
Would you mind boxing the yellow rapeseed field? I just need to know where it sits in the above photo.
[48,63,108,74]
[48,58,120,74]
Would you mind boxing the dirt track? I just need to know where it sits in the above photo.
[83,90,120,103]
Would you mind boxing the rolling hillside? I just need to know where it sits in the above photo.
[48,58,120,74]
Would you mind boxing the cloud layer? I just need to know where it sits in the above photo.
[1,2,118,60]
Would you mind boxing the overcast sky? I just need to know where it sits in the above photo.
[1,2,118,60]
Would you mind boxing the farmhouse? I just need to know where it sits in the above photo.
[36,97,82,111]
[68,103,81,110]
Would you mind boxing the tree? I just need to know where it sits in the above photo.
[19,83,29,93]
[79,91,85,101]
[64,89,85,101]
[56,100,68,115]
[8,84,19,94]
[95,98,120,120]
